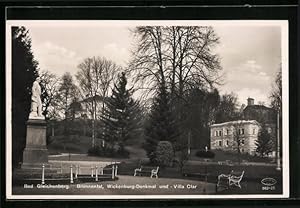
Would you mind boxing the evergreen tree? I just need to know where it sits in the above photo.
[101,72,141,152]
[144,84,178,163]
[255,126,274,157]
[12,26,39,167]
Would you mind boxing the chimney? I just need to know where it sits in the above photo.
[247,98,254,106]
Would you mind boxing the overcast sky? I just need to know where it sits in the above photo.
[9,21,284,106]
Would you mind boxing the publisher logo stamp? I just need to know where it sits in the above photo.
[261,178,277,191]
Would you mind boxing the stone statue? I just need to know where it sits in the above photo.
[29,77,44,119]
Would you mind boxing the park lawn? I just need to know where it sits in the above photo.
[48,135,92,155]
[48,135,147,160]
[189,149,273,163]
[114,159,282,195]
[47,137,282,195]
[48,135,271,164]
[213,150,273,163]
[113,159,281,181]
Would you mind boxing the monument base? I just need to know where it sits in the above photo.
[22,119,49,169]
[22,149,49,169]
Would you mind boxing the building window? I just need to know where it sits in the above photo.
[226,140,229,146]
[218,140,222,146]
[224,129,229,135]
[219,130,222,136]
[253,128,256,134]
[239,128,244,135]
[241,139,245,145]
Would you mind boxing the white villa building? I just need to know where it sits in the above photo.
[210,120,261,155]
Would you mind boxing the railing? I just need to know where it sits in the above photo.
[41,162,118,184]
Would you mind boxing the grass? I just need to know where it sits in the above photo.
[47,138,277,183]
[189,149,273,163]
[116,159,281,180]
[48,135,92,154]
[48,135,271,164]
[114,159,282,194]
[48,135,148,158]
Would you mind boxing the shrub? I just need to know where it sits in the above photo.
[87,146,100,156]
[155,141,174,167]
[116,148,130,158]
[195,150,215,158]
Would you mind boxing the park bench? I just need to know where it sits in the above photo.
[217,170,245,190]
[134,166,159,178]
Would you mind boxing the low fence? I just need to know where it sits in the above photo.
[41,162,118,185]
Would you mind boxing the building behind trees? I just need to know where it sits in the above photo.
[210,98,277,157]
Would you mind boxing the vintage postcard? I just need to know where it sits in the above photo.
[6,20,289,199]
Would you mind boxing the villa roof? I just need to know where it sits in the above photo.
[243,104,276,112]
[210,120,260,128]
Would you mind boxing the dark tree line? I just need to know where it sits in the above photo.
[12,26,39,167]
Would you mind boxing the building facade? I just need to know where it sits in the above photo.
[210,120,260,155]
[210,97,278,156]
[68,95,106,120]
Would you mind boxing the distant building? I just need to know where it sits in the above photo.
[242,98,277,137]
[210,120,260,155]
[243,98,277,124]
[68,95,107,120]
[210,98,277,156]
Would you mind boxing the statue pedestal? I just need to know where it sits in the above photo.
[22,119,48,169]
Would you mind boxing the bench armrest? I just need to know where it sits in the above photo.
[230,175,242,181]
[151,168,158,173]
[134,167,142,176]
[134,168,142,172]
[218,174,231,179]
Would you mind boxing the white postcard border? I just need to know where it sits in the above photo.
[5,20,289,200]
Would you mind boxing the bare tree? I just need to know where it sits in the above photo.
[129,26,167,91]
[129,26,222,100]
[76,56,120,147]
[269,66,282,167]
[270,67,282,112]
[232,121,244,164]
[39,70,60,119]
[165,26,222,98]
[130,26,222,156]
[57,72,79,120]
